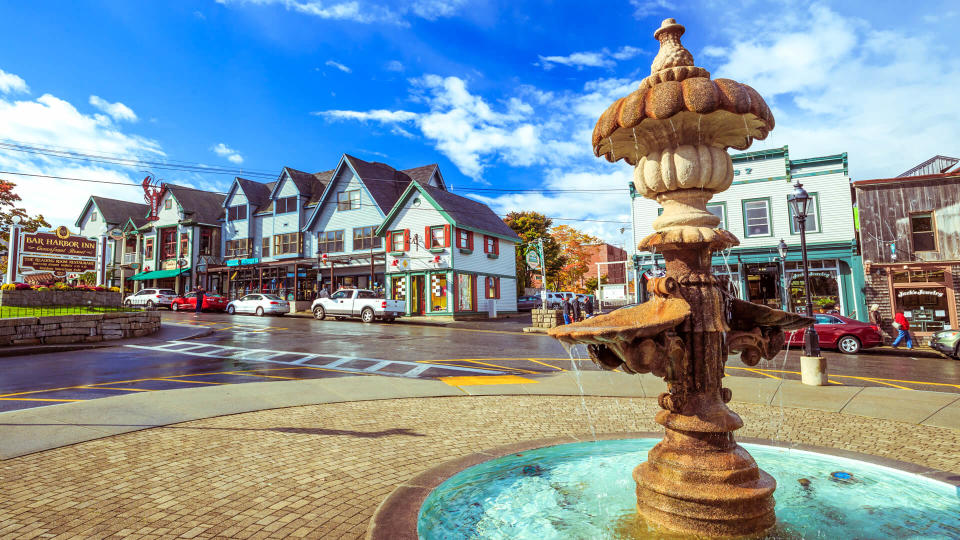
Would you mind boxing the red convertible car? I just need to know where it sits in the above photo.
[170,292,229,312]
[785,313,882,354]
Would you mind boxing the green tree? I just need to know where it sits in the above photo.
[503,211,565,295]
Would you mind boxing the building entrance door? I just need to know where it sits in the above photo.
[410,275,425,315]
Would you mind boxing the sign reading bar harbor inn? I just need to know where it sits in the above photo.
[18,226,97,276]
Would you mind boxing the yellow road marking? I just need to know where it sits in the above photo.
[524,358,566,371]
[0,397,82,402]
[220,372,302,380]
[738,368,782,380]
[414,360,505,373]
[848,377,912,390]
[439,375,538,386]
[81,386,153,392]
[425,358,539,374]
[158,378,226,385]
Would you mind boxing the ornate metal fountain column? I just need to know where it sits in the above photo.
[550,18,811,538]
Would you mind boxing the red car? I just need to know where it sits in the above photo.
[785,313,882,354]
[170,292,229,312]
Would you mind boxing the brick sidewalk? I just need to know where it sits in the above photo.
[2,395,958,539]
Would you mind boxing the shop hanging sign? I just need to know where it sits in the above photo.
[525,249,542,271]
[897,289,945,299]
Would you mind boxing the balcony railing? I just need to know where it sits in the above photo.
[122,252,139,264]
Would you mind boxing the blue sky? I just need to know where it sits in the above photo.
[1,0,958,248]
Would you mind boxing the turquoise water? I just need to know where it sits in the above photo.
[418,439,960,539]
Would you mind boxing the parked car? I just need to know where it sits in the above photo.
[170,292,229,312]
[517,295,542,311]
[225,294,290,316]
[930,329,960,360]
[544,292,576,309]
[123,288,177,309]
[312,288,405,323]
[785,313,882,354]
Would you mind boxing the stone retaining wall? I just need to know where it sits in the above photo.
[0,290,122,307]
[0,312,160,346]
[531,308,563,329]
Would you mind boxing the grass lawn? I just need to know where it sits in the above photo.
[0,305,137,318]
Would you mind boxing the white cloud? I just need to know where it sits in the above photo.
[629,0,674,18]
[193,10,206,19]
[215,0,465,25]
[0,69,29,94]
[706,3,960,179]
[89,95,138,123]
[211,142,244,164]
[325,60,351,73]
[0,70,165,227]
[312,72,638,242]
[385,60,405,72]
[538,46,644,70]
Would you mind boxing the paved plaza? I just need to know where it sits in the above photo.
[1,371,958,539]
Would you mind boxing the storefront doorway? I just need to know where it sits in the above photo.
[745,263,782,309]
[889,267,955,334]
[410,275,425,315]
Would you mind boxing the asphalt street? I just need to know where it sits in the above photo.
[1,311,958,412]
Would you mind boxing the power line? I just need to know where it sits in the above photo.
[0,170,631,224]
[0,138,629,194]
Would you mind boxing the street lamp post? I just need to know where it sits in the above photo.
[788,183,827,386]
[788,182,823,362]
[777,239,788,311]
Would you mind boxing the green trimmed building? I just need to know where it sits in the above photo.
[630,146,867,321]
[376,181,520,318]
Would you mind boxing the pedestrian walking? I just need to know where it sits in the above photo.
[561,295,571,325]
[571,295,582,322]
[194,286,205,317]
[584,295,594,318]
[869,304,883,326]
[891,311,913,349]
[318,286,330,299]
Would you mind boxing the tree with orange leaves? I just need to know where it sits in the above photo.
[550,224,602,292]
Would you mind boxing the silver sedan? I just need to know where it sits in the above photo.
[225,294,290,316]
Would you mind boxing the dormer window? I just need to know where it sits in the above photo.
[164,199,173,210]
[276,196,298,214]
[337,190,361,211]
[228,205,247,221]
[90,212,97,222]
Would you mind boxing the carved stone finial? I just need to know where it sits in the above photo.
[650,18,694,74]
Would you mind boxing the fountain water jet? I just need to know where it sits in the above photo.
[549,18,813,538]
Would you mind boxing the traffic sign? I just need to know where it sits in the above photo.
[525,249,541,270]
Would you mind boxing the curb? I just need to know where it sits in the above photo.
[0,324,215,358]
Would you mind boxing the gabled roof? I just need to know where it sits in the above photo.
[165,184,226,225]
[308,169,335,205]
[235,178,272,209]
[400,163,440,186]
[75,196,150,227]
[282,167,319,196]
[344,154,414,212]
[377,181,520,242]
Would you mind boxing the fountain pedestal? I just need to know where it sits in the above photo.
[550,17,813,538]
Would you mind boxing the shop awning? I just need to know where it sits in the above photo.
[127,268,190,281]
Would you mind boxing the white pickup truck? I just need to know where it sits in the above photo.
[311,289,405,323]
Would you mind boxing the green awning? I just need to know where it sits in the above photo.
[128,268,190,281]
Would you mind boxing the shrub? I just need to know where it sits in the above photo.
[37,286,51,292]
[109,286,121,293]
[0,283,15,291]
[14,283,33,290]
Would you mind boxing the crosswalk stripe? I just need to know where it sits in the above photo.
[125,342,502,378]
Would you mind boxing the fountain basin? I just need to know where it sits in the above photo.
[414,437,960,539]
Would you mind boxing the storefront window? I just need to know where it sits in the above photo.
[457,274,473,311]
[788,270,840,315]
[895,287,949,332]
[391,276,406,300]
[430,274,448,312]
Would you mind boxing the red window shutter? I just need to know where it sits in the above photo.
[403,229,410,251]
[424,226,432,249]
[495,277,501,299]
[493,238,499,255]
[471,275,477,309]
[443,224,451,247]
[483,235,489,254]
[469,231,474,251]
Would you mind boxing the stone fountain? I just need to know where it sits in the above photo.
[549,18,812,538]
